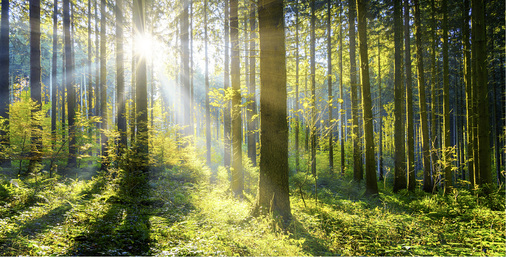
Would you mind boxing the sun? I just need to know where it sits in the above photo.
[134,33,153,59]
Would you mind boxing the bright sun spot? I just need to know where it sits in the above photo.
[135,34,153,59]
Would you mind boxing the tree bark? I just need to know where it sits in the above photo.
[349,0,362,182]
[256,0,291,221]
[442,0,452,192]
[247,1,258,167]
[205,0,211,166]
[393,0,406,192]
[327,0,333,172]
[404,0,415,191]
[100,0,108,169]
[224,0,231,169]
[414,0,431,192]
[230,0,243,197]
[116,0,127,153]
[0,0,10,167]
[29,0,42,173]
[356,0,378,195]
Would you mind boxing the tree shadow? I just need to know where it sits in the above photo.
[0,204,72,254]
[287,217,334,256]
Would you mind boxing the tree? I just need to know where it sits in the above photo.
[356,0,378,195]
[414,0,431,192]
[256,0,291,221]
[393,0,406,192]
[327,0,333,172]
[224,0,231,169]
[100,0,108,168]
[339,1,345,176]
[65,0,76,167]
[134,0,148,173]
[116,0,127,152]
[247,1,258,167]
[51,0,58,150]
[181,0,190,136]
[28,0,41,173]
[230,0,243,197]
[205,0,211,166]
[310,0,316,178]
[0,0,10,167]
[349,0,362,182]
[472,0,491,189]
[442,0,451,192]
[404,0,415,191]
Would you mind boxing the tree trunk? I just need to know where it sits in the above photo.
[51,0,57,153]
[356,0,378,195]
[255,0,291,221]
[339,2,344,176]
[327,0,333,172]
[205,0,211,166]
[414,0,431,192]
[29,0,42,173]
[224,0,231,169]
[100,0,108,169]
[247,1,258,167]
[393,0,406,192]
[404,0,415,191]
[116,0,127,154]
[0,0,9,167]
[442,0,452,192]
[181,0,190,136]
[310,0,317,178]
[134,0,148,173]
[349,0,362,182]
[377,36,383,181]
[472,0,491,189]
[230,0,243,197]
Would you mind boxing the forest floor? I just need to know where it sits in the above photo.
[0,164,504,256]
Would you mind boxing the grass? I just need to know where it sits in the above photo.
[0,164,504,256]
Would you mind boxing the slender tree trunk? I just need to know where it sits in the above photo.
[414,0,431,192]
[430,0,438,188]
[99,0,108,169]
[247,1,258,167]
[0,0,10,167]
[310,0,317,178]
[377,36,383,181]
[472,0,491,189]
[205,0,211,166]
[327,0,333,172]
[95,0,100,151]
[29,0,42,173]
[181,0,190,136]
[349,0,362,181]
[339,2,345,176]
[224,0,231,169]
[65,0,76,167]
[134,0,148,173]
[294,0,300,173]
[356,0,378,195]
[404,0,415,191]
[51,0,58,152]
[393,0,406,192]
[116,0,127,154]
[230,0,243,196]
[255,0,290,221]
[442,0,452,192]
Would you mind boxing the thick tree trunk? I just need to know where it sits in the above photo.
[230,0,243,197]
[472,0,491,189]
[256,0,291,221]
[29,0,42,173]
[393,0,406,192]
[356,0,378,195]
[0,0,10,167]
[134,0,148,173]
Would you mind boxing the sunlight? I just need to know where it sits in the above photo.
[134,33,153,59]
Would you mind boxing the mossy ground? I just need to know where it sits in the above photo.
[0,164,504,256]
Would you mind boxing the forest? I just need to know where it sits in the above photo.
[0,0,504,255]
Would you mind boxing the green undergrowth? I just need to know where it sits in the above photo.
[0,164,504,256]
